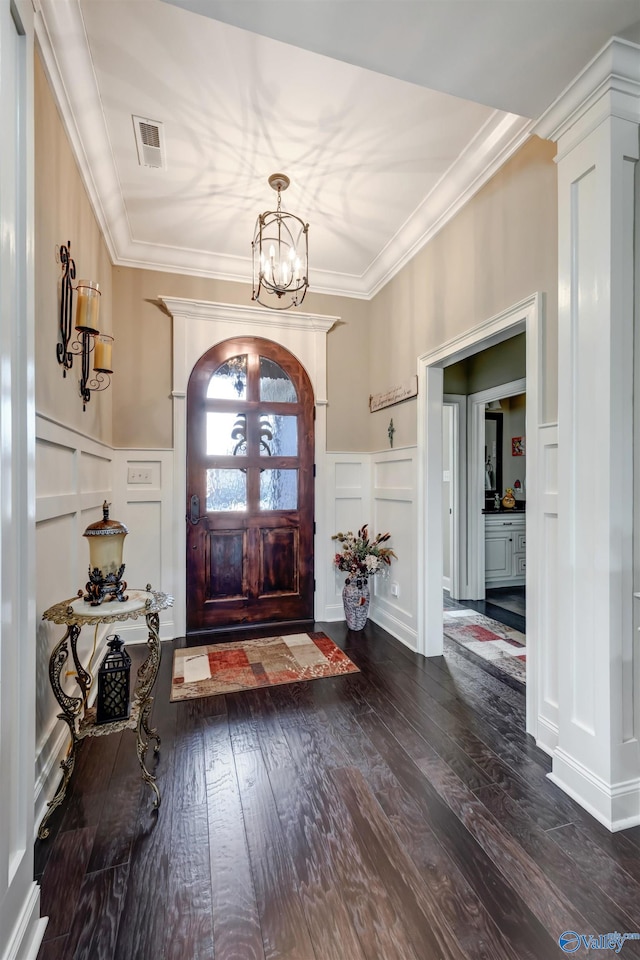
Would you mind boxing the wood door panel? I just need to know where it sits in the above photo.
[186,337,314,634]
[206,529,247,600]
[259,527,299,597]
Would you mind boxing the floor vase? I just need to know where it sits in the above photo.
[342,580,370,630]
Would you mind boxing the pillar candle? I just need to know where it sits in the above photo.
[94,336,113,372]
[75,281,100,332]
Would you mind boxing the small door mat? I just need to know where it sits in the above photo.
[171,631,359,702]
[443,609,526,685]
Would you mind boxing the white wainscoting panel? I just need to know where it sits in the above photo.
[112,449,176,644]
[323,454,371,621]
[34,415,114,832]
[370,447,418,650]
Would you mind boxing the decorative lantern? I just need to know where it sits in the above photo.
[251,173,309,310]
[83,500,129,605]
[96,635,131,724]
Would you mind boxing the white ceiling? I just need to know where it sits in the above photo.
[37,0,640,299]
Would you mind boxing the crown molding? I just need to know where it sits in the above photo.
[535,36,640,150]
[37,0,534,302]
[36,0,128,263]
[361,112,534,299]
[159,297,338,333]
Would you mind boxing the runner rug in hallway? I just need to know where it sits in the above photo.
[171,631,359,702]
[443,609,526,685]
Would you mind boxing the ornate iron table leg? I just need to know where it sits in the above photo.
[37,625,84,839]
[131,603,163,807]
[136,698,161,809]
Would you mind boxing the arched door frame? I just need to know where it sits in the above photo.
[160,298,337,636]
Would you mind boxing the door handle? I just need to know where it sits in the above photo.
[189,494,205,525]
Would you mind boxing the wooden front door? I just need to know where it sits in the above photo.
[186,338,315,635]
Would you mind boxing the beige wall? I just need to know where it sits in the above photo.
[35,53,113,443]
[111,268,371,450]
[367,135,558,448]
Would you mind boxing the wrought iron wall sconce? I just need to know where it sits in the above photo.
[57,241,114,411]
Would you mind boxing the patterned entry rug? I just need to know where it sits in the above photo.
[443,609,526,686]
[171,631,359,702]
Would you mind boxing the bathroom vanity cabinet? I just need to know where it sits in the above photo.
[485,513,526,587]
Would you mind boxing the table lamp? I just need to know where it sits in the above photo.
[83,501,129,605]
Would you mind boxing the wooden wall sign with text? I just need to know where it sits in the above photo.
[369,375,418,413]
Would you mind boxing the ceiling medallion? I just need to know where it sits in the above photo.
[251,173,309,310]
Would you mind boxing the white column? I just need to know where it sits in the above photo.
[0,1,46,957]
[537,38,640,830]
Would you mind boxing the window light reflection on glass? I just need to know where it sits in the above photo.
[259,469,298,511]
[207,356,247,399]
[206,469,247,512]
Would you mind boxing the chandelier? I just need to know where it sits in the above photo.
[251,173,309,310]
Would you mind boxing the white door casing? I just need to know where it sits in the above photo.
[159,298,337,636]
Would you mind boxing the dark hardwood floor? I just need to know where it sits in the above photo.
[445,590,526,634]
[35,621,640,960]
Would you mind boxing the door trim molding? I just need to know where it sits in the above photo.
[443,394,467,599]
[160,299,338,635]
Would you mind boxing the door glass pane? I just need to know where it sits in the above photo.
[206,412,248,456]
[206,469,247,511]
[207,355,247,399]
[259,414,297,456]
[259,357,297,402]
[259,469,297,510]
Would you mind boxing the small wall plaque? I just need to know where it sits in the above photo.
[370,375,418,413]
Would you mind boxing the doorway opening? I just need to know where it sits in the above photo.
[418,294,541,736]
[441,346,527,688]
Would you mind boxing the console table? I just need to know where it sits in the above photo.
[38,586,173,839]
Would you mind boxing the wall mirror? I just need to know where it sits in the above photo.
[484,411,503,508]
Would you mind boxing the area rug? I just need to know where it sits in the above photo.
[171,631,359,702]
[443,609,526,685]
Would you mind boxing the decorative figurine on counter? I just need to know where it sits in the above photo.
[494,492,501,510]
[502,487,516,509]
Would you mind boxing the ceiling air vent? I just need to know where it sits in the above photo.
[132,115,165,169]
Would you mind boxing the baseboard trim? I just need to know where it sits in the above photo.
[114,618,176,645]
[322,602,346,622]
[550,748,640,831]
[535,716,559,756]
[1,883,46,960]
[369,605,418,651]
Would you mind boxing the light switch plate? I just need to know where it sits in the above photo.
[127,467,152,484]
